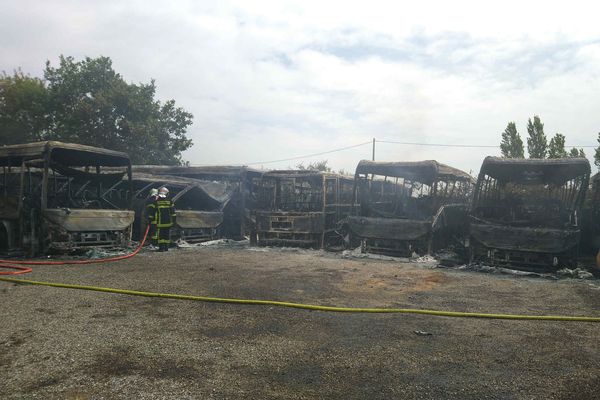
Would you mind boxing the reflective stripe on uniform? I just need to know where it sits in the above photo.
[156,199,175,228]
[146,203,158,224]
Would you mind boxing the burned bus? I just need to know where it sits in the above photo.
[252,170,355,248]
[0,141,134,255]
[120,172,232,243]
[586,172,600,254]
[131,166,261,239]
[342,160,473,257]
[469,157,590,268]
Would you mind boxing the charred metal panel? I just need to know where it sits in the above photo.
[344,216,430,240]
[255,211,327,247]
[256,211,325,233]
[175,210,223,243]
[176,210,223,229]
[470,223,579,254]
[43,209,134,231]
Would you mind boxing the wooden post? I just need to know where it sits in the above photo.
[372,138,375,161]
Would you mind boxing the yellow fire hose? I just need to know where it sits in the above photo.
[1,276,599,322]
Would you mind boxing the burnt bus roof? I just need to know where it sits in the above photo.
[479,156,590,185]
[130,172,210,187]
[129,172,230,207]
[354,160,473,184]
[129,172,231,202]
[0,141,130,167]
[132,165,263,180]
[261,170,354,183]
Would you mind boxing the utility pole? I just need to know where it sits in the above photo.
[372,138,375,161]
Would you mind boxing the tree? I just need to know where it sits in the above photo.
[526,115,547,158]
[570,147,586,158]
[0,70,49,145]
[595,133,600,167]
[500,122,524,158]
[296,160,332,172]
[0,56,193,165]
[548,133,568,158]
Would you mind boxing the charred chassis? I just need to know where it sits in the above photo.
[469,156,590,269]
[0,141,134,255]
[343,160,473,257]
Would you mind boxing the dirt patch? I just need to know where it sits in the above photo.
[26,376,64,393]
[338,269,449,299]
[85,345,206,381]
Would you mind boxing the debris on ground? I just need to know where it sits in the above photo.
[414,330,433,336]
[450,263,599,280]
[556,268,595,280]
[170,241,599,280]
[199,239,239,246]
[588,283,600,290]
[435,248,464,267]
[413,255,436,263]
[176,239,249,248]
[454,263,557,279]
[84,248,128,259]
[341,247,410,262]
[247,246,323,255]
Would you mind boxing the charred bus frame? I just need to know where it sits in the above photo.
[0,141,134,255]
[587,172,600,253]
[252,170,355,248]
[131,166,261,240]
[122,173,227,243]
[469,157,590,269]
[344,160,473,257]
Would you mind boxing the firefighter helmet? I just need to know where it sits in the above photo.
[158,186,169,198]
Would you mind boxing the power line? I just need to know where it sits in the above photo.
[239,137,597,167]
[377,140,497,148]
[378,139,597,148]
[245,141,372,166]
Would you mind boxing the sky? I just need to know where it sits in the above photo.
[2,0,600,175]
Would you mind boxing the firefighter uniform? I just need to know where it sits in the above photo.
[147,189,176,251]
[145,190,159,246]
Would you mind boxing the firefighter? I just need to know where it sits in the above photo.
[145,188,159,247]
[148,186,176,252]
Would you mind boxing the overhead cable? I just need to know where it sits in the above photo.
[378,139,596,148]
[245,140,372,166]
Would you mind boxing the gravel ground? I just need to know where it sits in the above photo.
[1,245,600,399]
